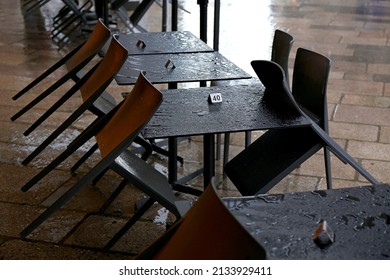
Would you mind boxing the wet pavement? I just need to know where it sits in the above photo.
[0,0,389,259]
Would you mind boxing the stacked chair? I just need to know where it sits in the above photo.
[137,178,266,260]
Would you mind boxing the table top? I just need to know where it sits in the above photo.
[115,52,252,85]
[143,83,311,139]
[117,31,213,55]
[225,184,390,260]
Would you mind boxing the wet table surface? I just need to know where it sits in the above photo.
[115,52,252,85]
[225,184,390,259]
[143,83,310,138]
[143,83,311,188]
[116,31,213,55]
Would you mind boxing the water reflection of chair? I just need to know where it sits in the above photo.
[217,30,294,171]
[20,72,191,245]
[225,48,332,195]
[137,177,266,260]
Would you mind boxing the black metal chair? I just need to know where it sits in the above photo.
[225,49,330,195]
[225,48,379,195]
[137,177,266,260]
[215,30,294,170]
[20,72,191,248]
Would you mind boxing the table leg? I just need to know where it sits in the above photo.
[168,137,178,184]
[172,0,178,31]
[197,0,209,43]
[203,133,215,188]
[162,0,168,31]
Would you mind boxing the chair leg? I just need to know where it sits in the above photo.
[22,88,98,165]
[70,143,99,174]
[23,83,79,136]
[223,132,230,174]
[216,134,222,160]
[245,131,251,147]
[12,46,81,101]
[21,157,112,237]
[324,147,332,189]
[104,197,156,250]
[311,122,379,185]
[92,167,109,186]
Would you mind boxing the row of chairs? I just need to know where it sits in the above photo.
[11,20,187,249]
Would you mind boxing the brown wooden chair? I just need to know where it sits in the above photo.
[137,177,267,260]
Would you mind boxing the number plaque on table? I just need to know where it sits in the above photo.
[208,93,222,103]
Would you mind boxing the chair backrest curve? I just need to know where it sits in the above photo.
[95,72,162,158]
[79,35,128,103]
[271,29,294,86]
[137,178,267,260]
[65,18,111,72]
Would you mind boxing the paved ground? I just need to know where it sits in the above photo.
[0,0,389,259]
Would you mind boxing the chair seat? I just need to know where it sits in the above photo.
[225,127,323,196]
[113,148,189,217]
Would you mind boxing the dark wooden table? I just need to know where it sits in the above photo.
[116,31,213,55]
[143,83,312,188]
[115,51,251,85]
[225,183,390,259]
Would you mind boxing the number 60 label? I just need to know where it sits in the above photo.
[208,92,222,103]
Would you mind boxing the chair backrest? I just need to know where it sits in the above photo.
[271,29,294,86]
[291,48,331,131]
[65,18,111,72]
[251,60,299,115]
[78,34,128,104]
[137,178,267,260]
[95,71,163,158]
